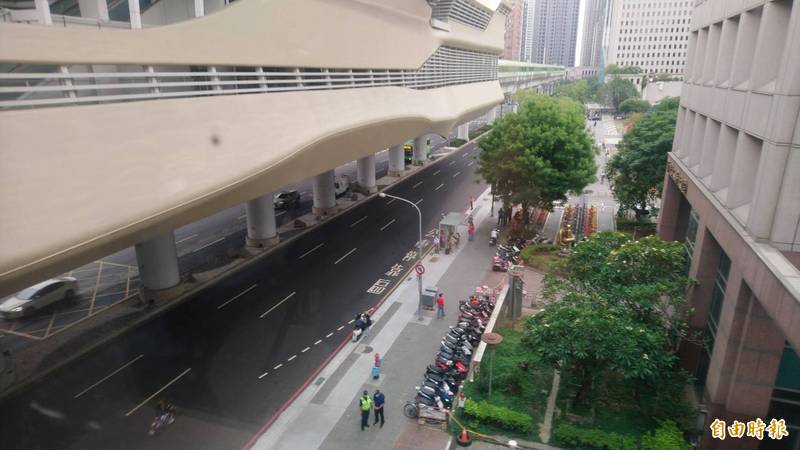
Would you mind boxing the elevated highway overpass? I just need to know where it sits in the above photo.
[0,0,565,297]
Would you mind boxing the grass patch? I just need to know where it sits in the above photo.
[520,244,562,272]
[460,326,553,441]
[450,138,468,147]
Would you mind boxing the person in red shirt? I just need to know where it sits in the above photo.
[436,293,445,319]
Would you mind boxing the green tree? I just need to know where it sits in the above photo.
[523,292,676,406]
[478,94,596,216]
[618,98,651,114]
[599,78,640,110]
[604,99,679,216]
[606,64,642,75]
[556,79,591,104]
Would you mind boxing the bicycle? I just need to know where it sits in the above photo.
[403,399,419,419]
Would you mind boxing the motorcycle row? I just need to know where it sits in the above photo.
[414,296,495,410]
[490,233,528,272]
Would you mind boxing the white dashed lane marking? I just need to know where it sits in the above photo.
[412,181,423,189]
[334,248,357,265]
[299,242,325,259]
[433,170,441,176]
[453,171,461,178]
[258,372,269,379]
[175,234,198,245]
[217,284,258,310]
[301,347,310,353]
[326,332,334,338]
[435,183,444,191]
[287,355,297,362]
[314,339,322,345]
[349,216,368,228]
[273,364,283,370]
[415,198,424,205]
[380,219,396,231]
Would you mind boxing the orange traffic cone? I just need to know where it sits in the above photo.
[456,428,472,447]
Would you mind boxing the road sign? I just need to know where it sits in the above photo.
[415,264,425,275]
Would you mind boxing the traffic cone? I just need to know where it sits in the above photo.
[456,428,472,447]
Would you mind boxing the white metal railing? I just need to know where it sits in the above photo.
[0,46,499,109]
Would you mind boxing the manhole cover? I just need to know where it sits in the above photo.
[314,377,326,386]
[429,256,440,263]
[361,345,373,354]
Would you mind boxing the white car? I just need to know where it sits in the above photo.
[0,277,79,319]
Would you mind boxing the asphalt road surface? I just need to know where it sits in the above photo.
[0,142,486,450]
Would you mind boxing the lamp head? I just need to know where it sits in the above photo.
[378,192,387,198]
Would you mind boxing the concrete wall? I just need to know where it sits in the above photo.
[642,80,682,104]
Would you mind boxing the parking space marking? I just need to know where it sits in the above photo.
[218,284,258,310]
[435,183,445,191]
[299,243,325,259]
[334,248,357,265]
[75,354,144,399]
[380,219,396,231]
[175,234,198,245]
[259,291,297,319]
[193,237,225,253]
[349,216,368,228]
[125,368,191,417]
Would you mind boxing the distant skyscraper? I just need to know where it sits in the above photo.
[521,0,536,63]
[580,0,608,67]
[502,0,524,61]
[605,0,693,75]
[530,0,580,66]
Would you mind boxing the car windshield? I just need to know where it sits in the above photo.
[277,193,291,199]
[16,286,40,300]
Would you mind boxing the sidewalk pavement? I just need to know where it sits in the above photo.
[253,186,503,450]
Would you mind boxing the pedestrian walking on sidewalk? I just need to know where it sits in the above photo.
[497,207,504,227]
[436,293,445,319]
[467,223,475,242]
[433,235,440,254]
[359,390,373,431]
[373,390,386,427]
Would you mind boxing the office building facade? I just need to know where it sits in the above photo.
[529,0,580,66]
[657,1,800,448]
[606,0,693,75]
[580,0,608,68]
[502,0,525,60]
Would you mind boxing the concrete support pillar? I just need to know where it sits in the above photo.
[245,194,279,249]
[312,170,337,216]
[388,145,405,177]
[657,173,690,242]
[34,0,52,24]
[356,154,377,194]
[128,0,142,29]
[78,0,109,20]
[457,123,469,141]
[413,136,426,166]
[134,232,180,292]
[194,0,205,17]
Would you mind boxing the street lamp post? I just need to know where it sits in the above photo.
[378,192,424,321]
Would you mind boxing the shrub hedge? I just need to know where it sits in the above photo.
[450,138,468,147]
[464,399,533,434]
[553,423,637,450]
[641,420,691,450]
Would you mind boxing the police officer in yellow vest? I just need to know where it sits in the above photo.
[359,390,373,431]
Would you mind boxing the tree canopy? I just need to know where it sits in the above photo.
[526,231,692,410]
[478,94,596,212]
[619,98,651,114]
[555,78,603,104]
[606,64,643,74]
[599,78,640,110]
[604,98,680,215]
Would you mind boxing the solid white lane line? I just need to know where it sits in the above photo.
[287,355,297,362]
[314,339,323,345]
[415,198,424,205]
[258,372,269,379]
[175,234,198,245]
[193,237,225,253]
[301,347,310,353]
[433,170,441,176]
[380,219,396,231]
[299,243,325,259]
[467,161,474,167]
[334,248,357,265]
[326,332,334,338]
[448,160,456,166]
[260,291,297,318]
[412,181,423,189]
[125,368,191,417]
[337,325,344,331]
[349,216,368,228]
[217,284,258,310]
[435,183,445,191]
[274,364,283,370]
[386,198,397,205]
[75,354,144,399]
[452,171,461,178]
